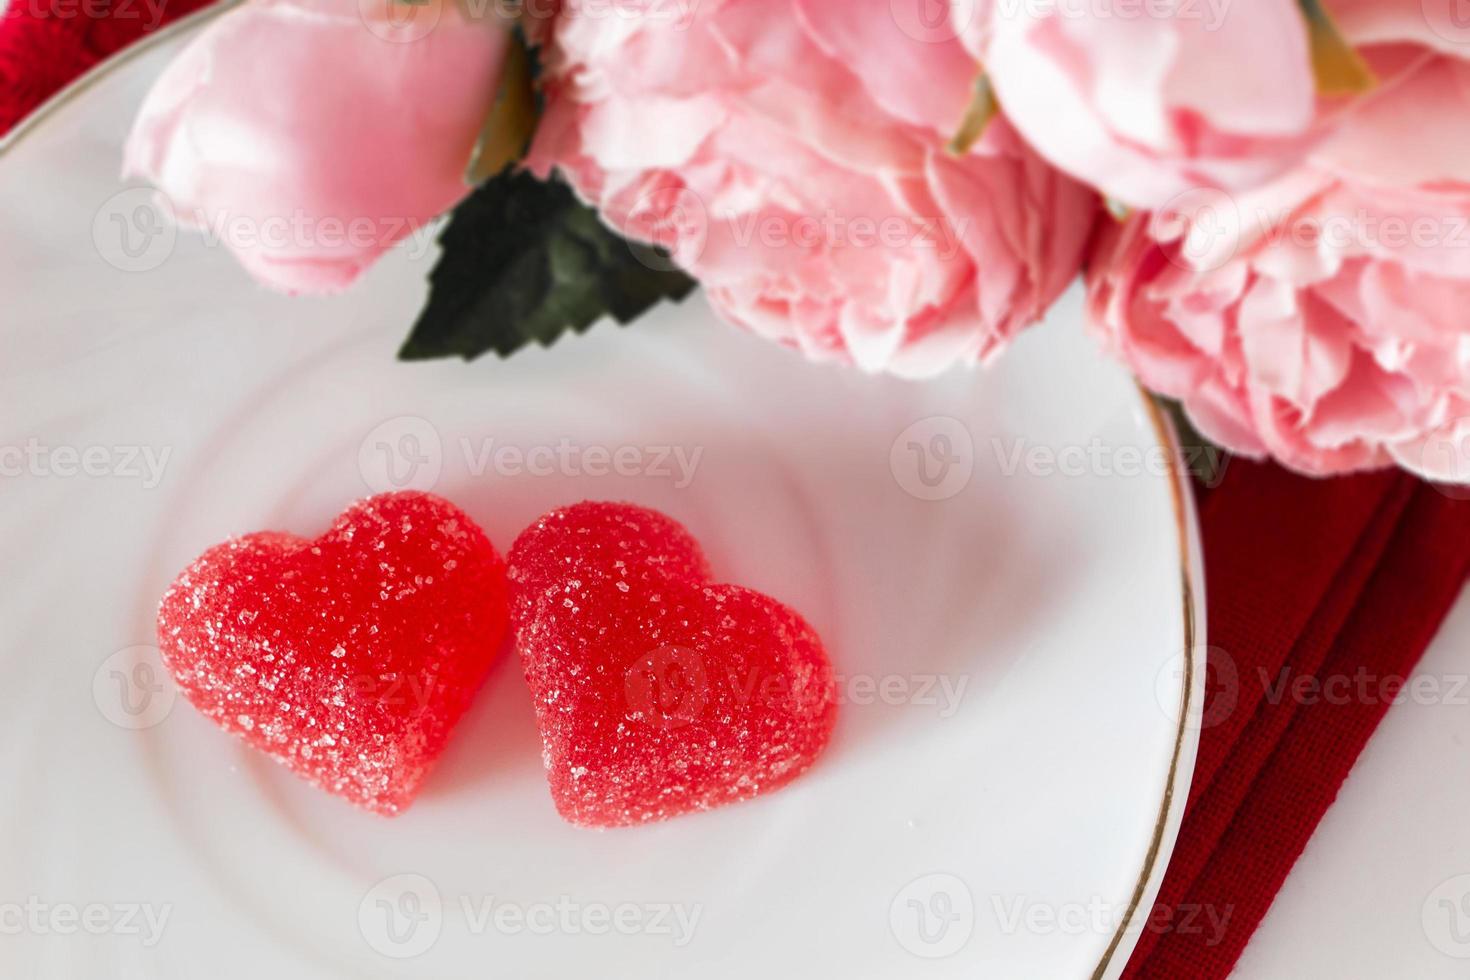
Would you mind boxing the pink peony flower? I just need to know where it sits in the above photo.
[525,0,1098,377]
[950,0,1453,211]
[124,0,508,294]
[1086,50,1470,481]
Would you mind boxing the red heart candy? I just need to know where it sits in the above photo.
[507,500,710,622]
[157,491,509,815]
[510,502,837,828]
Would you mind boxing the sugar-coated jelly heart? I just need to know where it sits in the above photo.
[507,499,710,622]
[156,491,509,815]
[510,501,836,827]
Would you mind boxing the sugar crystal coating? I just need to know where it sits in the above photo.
[156,491,509,815]
[507,500,709,623]
[509,501,836,828]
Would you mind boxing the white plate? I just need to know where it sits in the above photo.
[0,14,1204,979]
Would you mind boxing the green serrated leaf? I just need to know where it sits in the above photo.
[399,171,697,362]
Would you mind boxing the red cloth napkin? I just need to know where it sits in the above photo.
[1124,463,1470,977]
[0,0,210,134]
[4,8,1469,977]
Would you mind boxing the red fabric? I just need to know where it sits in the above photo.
[1125,463,1470,978]
[1129,471,1412,962]
[0,0,212,135]
[4,12,1470,979]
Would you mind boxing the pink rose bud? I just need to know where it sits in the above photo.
[124,0,509,294]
